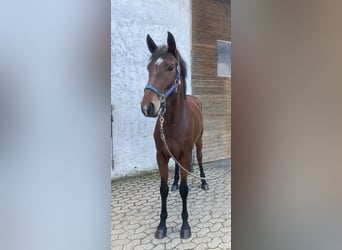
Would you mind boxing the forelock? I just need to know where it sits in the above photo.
[150,46,168,61]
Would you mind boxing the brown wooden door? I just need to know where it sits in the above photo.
[192,0,231,162]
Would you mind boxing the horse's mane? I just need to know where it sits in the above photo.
[150,45,187,98]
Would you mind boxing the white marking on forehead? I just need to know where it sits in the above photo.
[155,57,164,66]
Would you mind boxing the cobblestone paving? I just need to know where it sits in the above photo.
[111,159,231,250]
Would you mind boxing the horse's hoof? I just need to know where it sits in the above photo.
[201,183,209,190]
[180,227,191,239]
[171,183,178,191]
[155,227,167,239]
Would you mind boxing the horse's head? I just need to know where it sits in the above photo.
[141,32,181,117]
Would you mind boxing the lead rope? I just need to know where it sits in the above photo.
[159,115,231,181]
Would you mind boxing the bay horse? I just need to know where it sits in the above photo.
[141,32,208,239]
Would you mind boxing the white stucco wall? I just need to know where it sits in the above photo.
[111,0,192,178]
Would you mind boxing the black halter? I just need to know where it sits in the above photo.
[144,64,180,115]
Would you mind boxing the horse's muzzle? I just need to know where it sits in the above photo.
[141,102,158,117]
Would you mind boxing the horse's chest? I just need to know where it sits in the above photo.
[164,124,187,139]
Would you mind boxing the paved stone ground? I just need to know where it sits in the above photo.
[111,159,231,250]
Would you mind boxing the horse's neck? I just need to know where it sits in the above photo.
[164,83,185,124]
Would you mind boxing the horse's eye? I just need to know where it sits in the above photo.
[167,65,174,71]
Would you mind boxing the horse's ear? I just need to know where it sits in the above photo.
[147,34,157,54]
[167,31,176,54]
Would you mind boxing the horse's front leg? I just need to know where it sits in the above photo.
[155,152,169,239]
[179,155,191,239]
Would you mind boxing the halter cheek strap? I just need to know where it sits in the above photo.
[144,64,180,115]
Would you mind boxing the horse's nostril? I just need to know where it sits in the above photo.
[147,103,154,115]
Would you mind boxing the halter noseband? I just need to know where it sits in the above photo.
[144,64,181,115]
